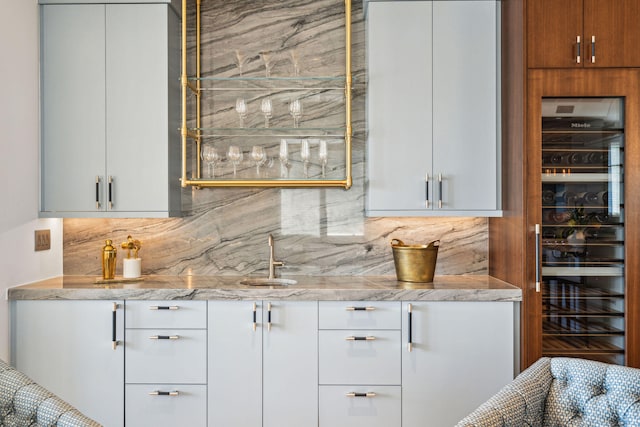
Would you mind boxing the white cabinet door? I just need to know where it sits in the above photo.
[366,1,501,216]
[263,301,318,427]
[401,301,515,427]
[39,3,180,217]
[367,1,433,213]
[11,300,124,427]
[433,1,499,212]
[40,4,106,213]
[208,301,263,426]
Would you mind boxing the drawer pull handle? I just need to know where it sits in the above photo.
[252,302,257,331]
[149,305,179,310]
[346,336,376,341]
[345,306,375,311]
[346,392,376,398]
[149,391,179,396]
[149,335,179,340]
[407,303,413,352]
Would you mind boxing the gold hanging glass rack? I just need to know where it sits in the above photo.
[180,0,352,189]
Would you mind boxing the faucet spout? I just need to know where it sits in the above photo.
[268,234,284,279]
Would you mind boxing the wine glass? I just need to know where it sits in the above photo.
[261,98,273,128]
[279,139,290,178]
[261,51,274,78]
[235,98,248,127]
[227,145,243,176]
[251,145,266,176]
[233,50,248,77]
[300,140,311,177]
[318,140,328,177]
[201,144,220,178]
[289,99,303,128]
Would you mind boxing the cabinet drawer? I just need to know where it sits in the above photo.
[318,301,400,330]
[125,384,206,426]
[319,385,401,427]
[125,300,206,329]
[126,329,206,383]
[319,330,401,385]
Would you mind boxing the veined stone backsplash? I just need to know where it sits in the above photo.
[63,0,490,277]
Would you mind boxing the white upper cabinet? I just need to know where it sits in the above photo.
[366,1,501,217]
[39,2,182,218]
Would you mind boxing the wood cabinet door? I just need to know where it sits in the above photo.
[527,0,583,68]
[584,0,640,67]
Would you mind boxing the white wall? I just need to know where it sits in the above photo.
[0,0,63,362]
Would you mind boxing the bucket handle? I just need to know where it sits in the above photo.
[391,238,405,246]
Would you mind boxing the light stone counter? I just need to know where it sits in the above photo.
[7,275,521,302]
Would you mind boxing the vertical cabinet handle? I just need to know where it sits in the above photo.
[95,176,101,209]
[112,302,119,350]
[425,173,430,208]
[535,224,541,293]
[591,35,596,63]
[438,173,443,209]
[252,302,257,331]
[108,176,113,210]
[576,35,581,64]
[267,302,272,331]
[407,303,413,352]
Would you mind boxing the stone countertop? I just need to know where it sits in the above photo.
[7,275,521,302]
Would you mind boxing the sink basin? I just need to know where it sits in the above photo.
[240,278,297,286]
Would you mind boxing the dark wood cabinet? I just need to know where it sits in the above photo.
[528,0,640,68]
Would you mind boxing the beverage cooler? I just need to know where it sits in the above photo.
[538,97,625,365]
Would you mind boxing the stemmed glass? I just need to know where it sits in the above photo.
[201,144,220,178]
[235,98,248,127]
[233,50,248,77]
[318,140,328,177]
[227,145,243,177]
[261,98,273,128]
[279,139,290,178]
[289,99,303,128]
[251,145,266,177]
[261,51,274,78]
[300,140,311,178]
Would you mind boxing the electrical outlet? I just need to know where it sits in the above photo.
[35,229,51,251]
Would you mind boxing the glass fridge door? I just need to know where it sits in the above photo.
[540,97,625,365]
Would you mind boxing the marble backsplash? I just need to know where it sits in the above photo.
[63,0,489,277]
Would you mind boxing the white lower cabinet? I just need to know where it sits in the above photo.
[402,301,516,427]
[208,300,318,427]
[11,300,125,427]
[125,384,207,426]
[319,386,401,427]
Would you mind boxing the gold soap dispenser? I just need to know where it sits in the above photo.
[102,239,117,280]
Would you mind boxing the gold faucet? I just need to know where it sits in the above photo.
[268,234,284,279]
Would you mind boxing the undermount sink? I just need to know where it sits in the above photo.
[240,278,298,286]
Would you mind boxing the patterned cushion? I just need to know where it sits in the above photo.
[0,359,101,427]
[456,357,640,427]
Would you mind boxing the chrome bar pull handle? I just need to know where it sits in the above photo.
[95,176,101,209]
[576,35,581,64]
[112,302,119,350]
[407,303,413,352]
[252,302,257,331]
[267,302,272,331]
[425,173,430,208]
[346,336,376,341]
[346,392,377,398]
[149,305,179,310]
[107,176,113,210]
[149,391,179,396]
[149,335,180,340]
[535,224,541,293]
[591,35,596,63]
[438,173,443,209]
[345,306,375,311]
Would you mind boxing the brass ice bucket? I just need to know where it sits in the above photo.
[391,238,440,283]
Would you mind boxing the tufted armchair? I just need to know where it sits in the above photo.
[456,357,640,427]
[0,358,100,426]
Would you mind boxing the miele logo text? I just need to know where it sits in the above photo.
[571,122,591,128]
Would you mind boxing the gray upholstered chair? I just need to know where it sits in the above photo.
[0,358,100,426]
[456,357,640,427]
